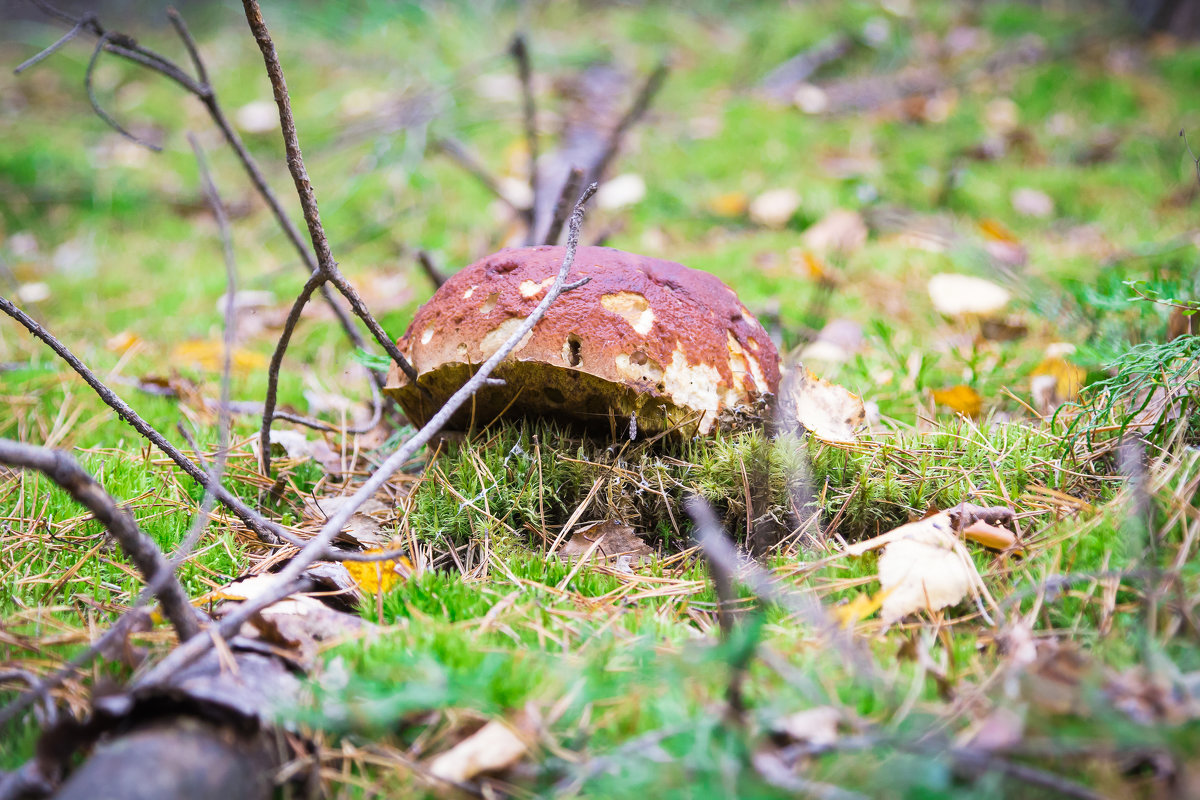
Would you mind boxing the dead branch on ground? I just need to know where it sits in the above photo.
[134,176,597,691]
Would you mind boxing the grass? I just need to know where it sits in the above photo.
[2,0,1200,796]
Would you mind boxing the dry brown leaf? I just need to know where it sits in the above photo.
[784,366,865,444]
[927,274,1010,316]
[962,519,1020,552]
[801,209,868,254]
[846,513,985,624]
[559,520,652,563]
[932,384,983,416]
[427,719,529,784]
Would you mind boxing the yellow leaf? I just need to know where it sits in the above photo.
[171,340,269,373]
[834,590,888,627]
[977,218,1019,244]
[345,551,411,594]
[1032,357,1085,402]
[106,330,143,354]
[707,191,749,218]
[932,385,983,416]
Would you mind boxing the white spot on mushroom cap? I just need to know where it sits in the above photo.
[661,346,726,433]
[727,332,766,390]
[519,277,555,298]
[600,292,655,336]
[480,292,500,314]
[480,317,532,357]
[614,352,664,384]
[463,286,476,300]
[421,324,436,345]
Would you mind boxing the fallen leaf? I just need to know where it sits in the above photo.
[801,209,868,254]
[962,519,1020,552]
[932,385,983,416]
[235,100,279,134]
[305,495,389,548]
[1031,354,1085,401]
[559,520,652,563]
[344,549,410,594]
[773,706,842,747]
[799,318,864,365]
[833,590,887,627]
[707,191,749,217]
[15,282,50,303]
[789,249,834,283]
[945,502,1015,530]
[793,83,829,113]
[783,366,865,444]
[269,430,343,474]
[172,340,269,373]
[1011,187,1054,218]
[596,173,646,210]
[749,188,801,229]
[983,97,1019,136]
[106,330,143,354]
[928,273,1011,316]
[427,719,530,784]
[846,513,985,624]
[965,707,1024,753]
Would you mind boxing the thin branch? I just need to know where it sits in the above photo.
[18,3,388,389]
[241,0,419,387]
[588,59,668,186]
[433,136,525,217]
[85,32,162,151]
[135,183,598,689]
[683,494,877,680]
[416,250,447,289]
[13,13,90,74]
[166,7,209,89]
[172,133,236,568]
[0,609,149,732]
[510,33,538,236]
[259,272,326,476]
[0,439,198,640]
[0,295,286,543]
[543,166,584,246]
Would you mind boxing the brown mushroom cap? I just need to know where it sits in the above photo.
[385,246,781,435]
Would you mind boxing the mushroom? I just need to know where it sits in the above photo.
[385,246,781,435]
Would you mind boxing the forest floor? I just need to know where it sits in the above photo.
[2,1,1200,797]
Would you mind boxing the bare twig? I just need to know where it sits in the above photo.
[542,166,585,246]
[0,439,198,640]
[416,250,447,289]
[172,133,236,567]
[0,609,149,732]
[0,295,291,545]
[683,494,877,680]
[17,3,393,389]
[588,59,668,186]
[242,0,417,382]
[433,136,525,217]
[259,272,326,476]
[13,11,90,74]
[510,33,539,238]
[136,183,597,689]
